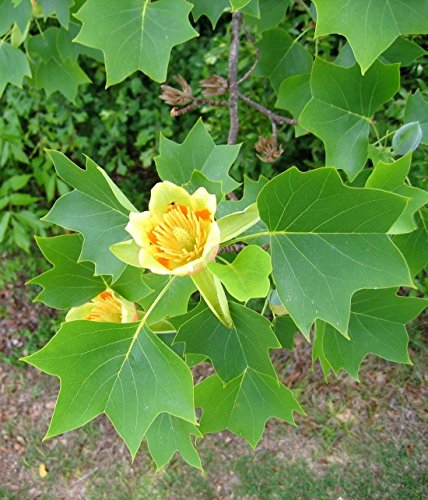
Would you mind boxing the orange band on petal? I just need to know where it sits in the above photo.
[148,231,158,244]
[195,209,211,221]
[99,291,113,300]
[157,257,171,269]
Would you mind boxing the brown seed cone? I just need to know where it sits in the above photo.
[255,136,284,163]
[159,75,193,106]
[200,74,228,97]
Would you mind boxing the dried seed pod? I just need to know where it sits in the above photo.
[159,75,193,106]
[255,136,284,163]
[200,74,228,97]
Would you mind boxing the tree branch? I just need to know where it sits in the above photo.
[170,98,228,117]
[227,11,242,145]
[238,92,297,125]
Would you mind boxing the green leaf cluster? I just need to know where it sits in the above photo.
[8,0,427,473]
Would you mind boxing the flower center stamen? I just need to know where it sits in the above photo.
[173,226,195,251]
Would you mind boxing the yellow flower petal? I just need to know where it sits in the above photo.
[149,181,193,218]
[126,211,157,247]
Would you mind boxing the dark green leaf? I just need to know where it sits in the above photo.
[195,370,302,446]
[29,234,105,309]
[146,413,202,470]
[23,320,196,458]
[176,302,280,381]
[0,42,31,97]
[191,0,229,28]
[155,119,240,194]
[316,289,427,379]
[299,59,400,179]
[366,154,428,234]
[313,0,428,73]
[75,0,198,85]
[43,151,135,280]
[257,167,412,337]
[254,28,312,92]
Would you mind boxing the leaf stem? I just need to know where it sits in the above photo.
[223,231,271,246]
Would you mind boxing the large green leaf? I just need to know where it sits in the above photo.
[43,151,136,280]
[366,154,428,234]
[254,28,312,92]
[394,211,428,277]
[0,0,32,36]
[110,265,152,303]
[314,289,427,380]
[0,41,31,97]
[39,0,74,27]
[313,0,428,74]
[245,0,289,32]
[23,319,196,458]
[276,73,311,121]
[176,302,280,381]
[195,370,302,446]
[138,274,196,325]
[299,59,400,179]
[145,413,202,470]
[29,234,105,309]
[208,245,272,301]
[28,27,90,102]
[257,167,413,337]
[404,91,428,145]
[191,0,229,28]
[75,0,198,85]
[155,119,241,194]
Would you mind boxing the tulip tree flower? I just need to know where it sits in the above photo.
[66,290,138,323]
[125,181,220,276]
[112,181,234,328]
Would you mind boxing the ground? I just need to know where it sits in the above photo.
[0,253,427,499]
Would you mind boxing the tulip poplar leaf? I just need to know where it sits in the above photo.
[245,0,290,32]
[176,302,280,381]
[208,246,272,301]
[0,41,31,97]
[195,370,302,446]
[394,212,428,277]
[255,28,312,92]
[74,0,198,85]
[28,27,90,102]
[139,275,196,325]
[155,119,240,194]
[145,413,202,470]
[29,234,105,309]
[0,0,32,36]
[44,151,136,280]
[257,167,413,337]
[299,59,400,179]
[313,0,428,74]
[39,0,74,28]
[404,91,428,144]
[314,289,427,379]
[22,320,196,458]
[366,154,428,234]
[191,0,229,28]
